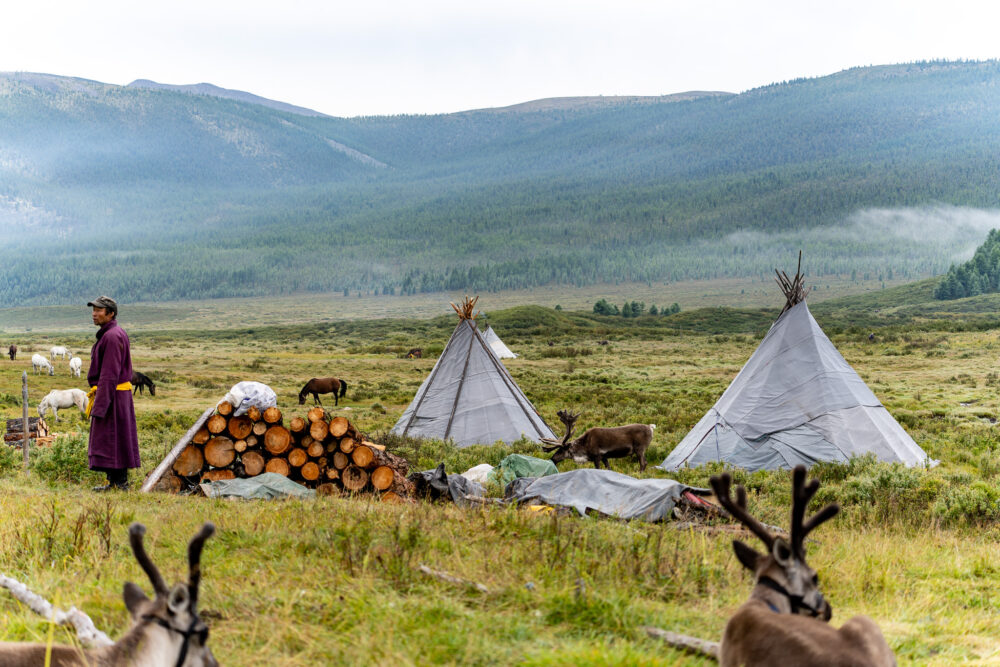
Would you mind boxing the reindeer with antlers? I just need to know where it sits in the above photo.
[1,522,217,667]
[710,466,895,666]
[540,409,655,471]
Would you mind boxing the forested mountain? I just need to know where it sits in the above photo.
[1,61,999,305]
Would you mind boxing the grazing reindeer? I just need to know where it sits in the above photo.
[710,466,895,667]
[1,522,217,666]
[540,409,655,471]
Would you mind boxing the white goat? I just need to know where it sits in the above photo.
[69,356,83,377]
[38,388,88,421]
[49,345,70,360]
[31,354,54,376]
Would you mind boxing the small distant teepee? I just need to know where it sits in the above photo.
[391,297,554,448]
[659,253,931,472]
[482,325,518,359]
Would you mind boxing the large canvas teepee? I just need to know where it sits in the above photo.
[482,325,518,359]
[392,298,555,448]
[659,257,930,472]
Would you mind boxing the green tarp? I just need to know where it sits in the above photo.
[488,454,558,487]
[202,472,316,500]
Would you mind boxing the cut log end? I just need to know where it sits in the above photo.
[242,451,265,476]
[206,414,228,435]
[371,465,394,491]
[246,405,262,422]
[329,416,349,438]
[228,415,253,440]
[301,462,320,481]
[264,426,292,455]
[265,457,290,477]
[263,406,282,424]
[192,427,210,445]
[172,444,204,477]
[289,416,307,433]
[216,401,234,416]
[351,445,374,468]
[288,448,308,468]
[342,465,369,492]
[204,436,236,468]
[307,406,326,423]
[309,420,329,442]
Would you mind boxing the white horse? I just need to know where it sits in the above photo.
[49,345,70,360]
[38,388,88,421]
[68,356,83,377]
[31,354,54,376]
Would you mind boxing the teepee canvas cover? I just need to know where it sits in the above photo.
[482,325,518,359]
[392,304,554,448]
[659,299,929,471]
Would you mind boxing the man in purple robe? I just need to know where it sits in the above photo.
[87,296,140,491]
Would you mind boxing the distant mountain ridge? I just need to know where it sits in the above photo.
[126,78,329,117]
[0,60,998,306]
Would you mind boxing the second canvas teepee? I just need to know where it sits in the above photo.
[482,325,518,359]
[658,256,930,471]
[392,298,554,448]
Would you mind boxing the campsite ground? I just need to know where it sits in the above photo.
[0,287,998,664]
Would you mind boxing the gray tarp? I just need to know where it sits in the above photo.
[392,319,554,448]
[659,301,930,471]
[507,468,701,521]
[202,472,316,499]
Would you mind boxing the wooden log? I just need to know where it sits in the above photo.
[288,448,308,467]
[341,465,369,492]
[316,482,338,496]
[140,406,215,493]
[206,414,228,434]
[172,445,204,477]
[339,437,355,454]
[361,439,386,451]
[325,467,340,480]
[228,415,253,440]
[204,436,236,468]
[151,471,184,494]
[309,420,329,442]
[307,406,326,423]
[329,416,349,438]
[246,435,258,448]
[381,491,404,503]
[301,462,320,481]
[371,465,394,491]
[265,458,290,477]
[242,451,265,476]
[332,451,349,470]
[289,416,307,434]
[192,427,210,445]
[216,401,233,416]
[200,469,235,483]
[252,421,268,436]
[325,441,338,454]
[307,441,324,458]
[263,406,282,424]
[246,405,261,422]
[351,445,374,468]
[371,447,411,477]
[264,426,292,455]
[234,439,247,453]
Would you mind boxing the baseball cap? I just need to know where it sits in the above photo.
[87,295,118,315]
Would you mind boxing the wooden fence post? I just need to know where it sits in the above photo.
[21,371,29,472]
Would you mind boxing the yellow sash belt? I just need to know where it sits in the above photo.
[86,382,133,419]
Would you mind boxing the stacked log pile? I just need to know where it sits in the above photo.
[155,402,412,500]
[4,417,52,446]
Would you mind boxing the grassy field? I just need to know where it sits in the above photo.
[0,289,999,664]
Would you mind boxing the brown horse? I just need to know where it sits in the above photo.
[298,377,348,406]
[7,345,15,361]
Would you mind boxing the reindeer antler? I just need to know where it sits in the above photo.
[128,523,169,597]
[709,472,775,550]
[789,466,839,559]
[187,522,216,610]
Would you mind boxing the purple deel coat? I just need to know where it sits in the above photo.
[87,320,140,470]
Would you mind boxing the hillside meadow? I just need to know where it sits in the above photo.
[0,296,998,664]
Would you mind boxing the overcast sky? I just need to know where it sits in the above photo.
[2,0,997,117]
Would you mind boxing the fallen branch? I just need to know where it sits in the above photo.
[417,563,489,594]
[642,625,719,660]
[0,574,113,647]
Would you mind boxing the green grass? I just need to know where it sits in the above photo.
[1,292,1000,663]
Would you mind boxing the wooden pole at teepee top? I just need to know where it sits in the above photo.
[775,250,811,314]
[450,295,480,320]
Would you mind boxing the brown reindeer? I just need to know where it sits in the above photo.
[710,466,895,666]
[540,409,654,471]
[1,522,217,667]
